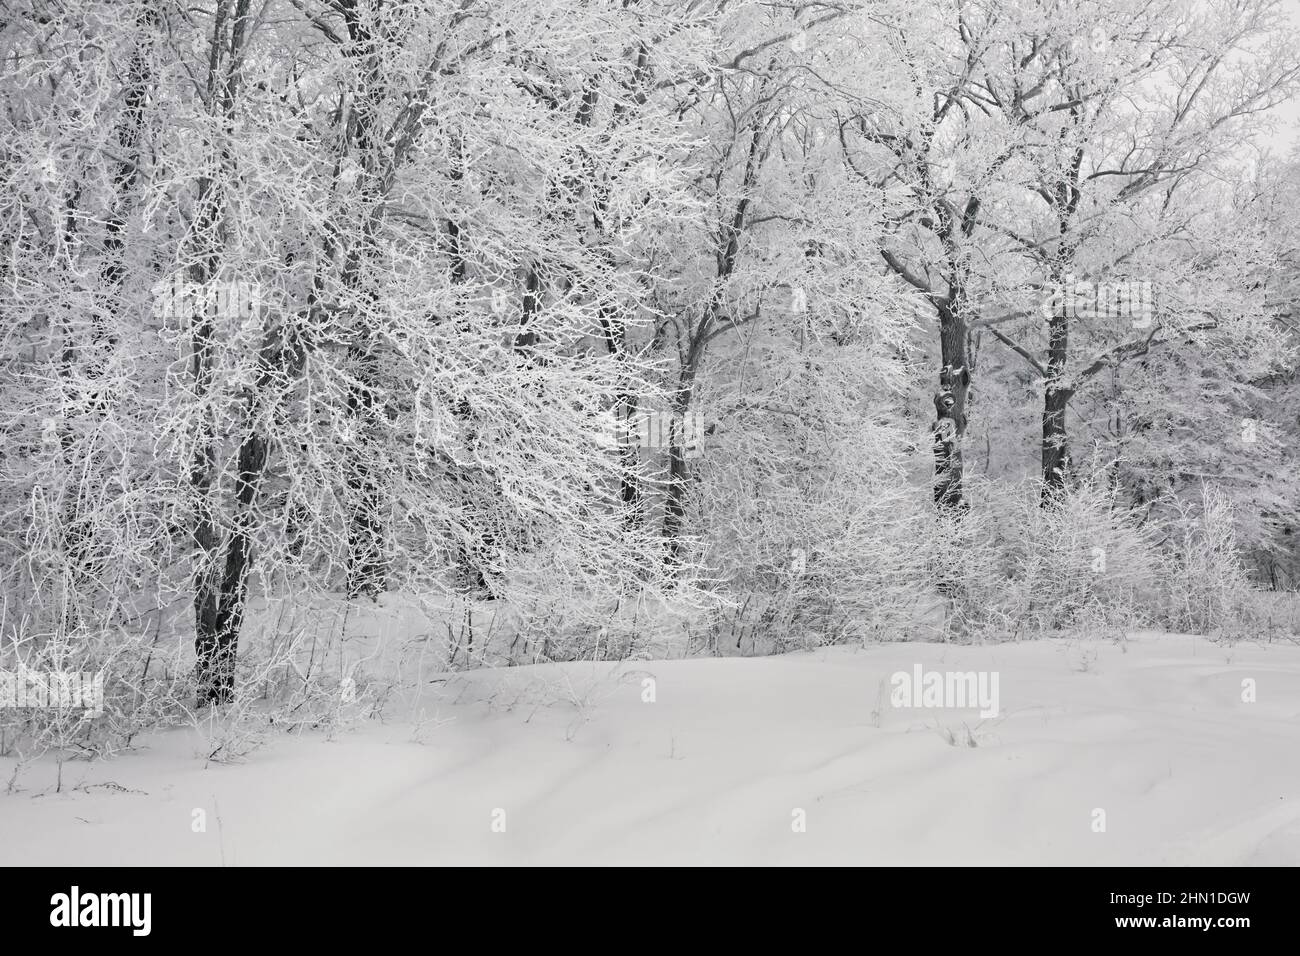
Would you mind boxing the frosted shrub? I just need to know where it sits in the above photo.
[1160,485,1259,638]
[912,478,1160,639]
[694,337,930,651]
[1003,479,1162,631]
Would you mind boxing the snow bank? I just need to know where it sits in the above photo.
[1,632,1297,865]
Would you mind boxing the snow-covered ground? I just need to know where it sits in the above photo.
[2,632,1298,865]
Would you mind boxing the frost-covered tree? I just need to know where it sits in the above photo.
[0,0,716,703]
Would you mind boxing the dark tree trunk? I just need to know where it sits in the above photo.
[443,145,492,596]
[1040,268,1076,499]
[1041,386,1072,498]
[192,0,253,704]
[344,335,388,599]
[1040,119,1084,501]
[196,430,268,704]
[597,297,642,524]
[580,76,644,524]
[191,282,223,700]
[339,0,390,599]
[933,301,971,510]
[616,395,642,516]
[1041,270,1072,498]
[1040,241,1076,501]
[662,359,699,566]
[662,436,690,565]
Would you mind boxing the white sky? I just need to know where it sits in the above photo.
[1265,1,1300,153]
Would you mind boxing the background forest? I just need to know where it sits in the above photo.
[3,0,1300,756]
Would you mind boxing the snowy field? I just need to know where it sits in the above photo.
[1,631,1297,866]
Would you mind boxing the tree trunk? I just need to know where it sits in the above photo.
[1040,263,1076,499]
[344,335,388,599]
[662,359,699,566]
[662,435,690,565]
[1041,126,1084,501]
[443,143,493,596]
[192,0,253,704]
[933,301,970,510]
[197,430,268,704]
[1041,269,1073,498]
[339,1,390,598]
[1041,386,1071,498]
